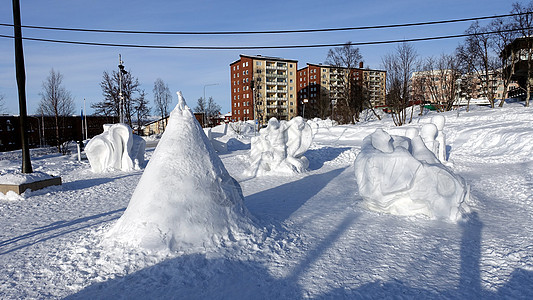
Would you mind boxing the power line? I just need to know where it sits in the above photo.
[0,27,528,50]
[0,12,529,35]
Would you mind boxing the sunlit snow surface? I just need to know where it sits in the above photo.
[0,104,532,298]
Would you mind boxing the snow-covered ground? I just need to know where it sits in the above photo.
[0,104,532,299]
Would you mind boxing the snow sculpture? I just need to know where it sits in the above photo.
[420,123,439,156]
[355,128,470,221]
[431,115,447,162]
[106,91,254,252]
[246,116,313,176]
[85,123,145,172]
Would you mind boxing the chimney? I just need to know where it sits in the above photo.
[359,62,363,68]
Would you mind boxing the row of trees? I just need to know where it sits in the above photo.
[384,1,533,125]
[36,66,197,152]
[323,1,532,126]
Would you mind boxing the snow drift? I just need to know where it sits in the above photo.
[355,128,470,221]
[106,92,254,252]
[246,117,313,176]
[85,123,145,172]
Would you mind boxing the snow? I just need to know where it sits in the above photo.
[0,103,532,298]
[0,169,55,185]
[105,92,255,252]
[246,117,313,176]
[85,123,145,173]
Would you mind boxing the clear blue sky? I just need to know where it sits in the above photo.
[0,0,520,116]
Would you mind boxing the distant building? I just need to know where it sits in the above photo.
[501,36,533,99]
[297,62,386,118]
[230,55,298,125]
[0,115,117,152]
[410,69,517,107]
[141,113,206,136]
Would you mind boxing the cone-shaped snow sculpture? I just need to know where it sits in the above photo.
[106,91,254,251]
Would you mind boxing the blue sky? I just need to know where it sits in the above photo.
[0,0,519,116]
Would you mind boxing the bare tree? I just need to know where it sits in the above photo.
[193,97,206,114]
[134,90,150,134]
[325,42,364,123]
[92,69,140,127]
[489,15,519,107]
[510,1,533,106]
[417,54,460,111]
[193,96,221,127]
[153,78,172,128]
[382,43,419,126]
[0,94,5,113]
[38,69,75,152]
[457,21,499,108]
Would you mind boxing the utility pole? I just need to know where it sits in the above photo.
[118,54,127,124]
[12,0,32,173]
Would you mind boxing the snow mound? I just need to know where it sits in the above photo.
[246,117,313,176]
[85,123,145,172]
[355,129,470,221]
[227,121,256,137]
[0,169,55,185]
[105,91,254,252]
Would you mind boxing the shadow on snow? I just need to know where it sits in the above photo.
[0,208,125,256]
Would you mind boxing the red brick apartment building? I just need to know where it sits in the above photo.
[230,55,298,124]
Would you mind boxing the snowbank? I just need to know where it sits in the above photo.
[355,128,470,221]
[246,117,313,176]
[105,92,254,252]
[85,123,145,172]
[0,169,55,185]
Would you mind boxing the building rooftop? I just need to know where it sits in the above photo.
[230,54,298,65]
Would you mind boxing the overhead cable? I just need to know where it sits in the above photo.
[0,27,528,50]
[0,12,529,35]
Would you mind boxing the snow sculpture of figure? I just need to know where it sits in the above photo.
[420,123,439,157]
[431,115,447,162]
[355,128,470,221]
[106,91,254,252]
[85,123,145,173]
[246,116,313,176]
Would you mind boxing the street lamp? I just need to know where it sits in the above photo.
[118,54,128,124]
[302,98,308,119]
[203,83,218,127]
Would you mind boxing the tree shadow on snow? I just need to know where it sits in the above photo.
[62,173,139,192]
[245,168,346,226]
[317,211,532,299]
[65,253,302,300]
[0,208,125,256]
[305,147,352,170]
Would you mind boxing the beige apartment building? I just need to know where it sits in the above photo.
[229,55,298,124]
[297,63,386,119]
[411,69,518,106]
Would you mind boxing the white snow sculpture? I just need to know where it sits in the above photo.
[431,115,447,162]
[106,91,254,252]
[85,123,145,173]
[420,123,439,156]
[246,116,313,176]
[355,128,470,221]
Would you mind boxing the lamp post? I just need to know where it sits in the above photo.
[203,83,218,127]
[302,98,308,119]
[118,54,127,124]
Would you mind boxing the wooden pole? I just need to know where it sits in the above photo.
[12,0,32,173]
